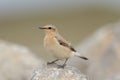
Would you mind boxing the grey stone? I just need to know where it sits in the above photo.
[31,64,88,80]
[0,40,43,80]
[73,22,120,80]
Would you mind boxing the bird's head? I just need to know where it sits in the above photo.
[39,24,57,33]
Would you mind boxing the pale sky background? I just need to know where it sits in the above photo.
[0,0,120,21]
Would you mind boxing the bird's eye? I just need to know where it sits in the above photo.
[48,27,52,29]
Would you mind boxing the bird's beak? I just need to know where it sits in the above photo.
[39,27,47,29]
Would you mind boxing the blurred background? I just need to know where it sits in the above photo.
[0,0,120,80]
[1,0,120,58]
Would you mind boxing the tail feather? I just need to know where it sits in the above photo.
[74,52,88,60]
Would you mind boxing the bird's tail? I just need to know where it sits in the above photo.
[74,52,88,60]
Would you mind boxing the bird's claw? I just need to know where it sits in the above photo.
[47,62,55,65]
[57,64,66,69]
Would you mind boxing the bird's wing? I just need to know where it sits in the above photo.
[55,34,76,52]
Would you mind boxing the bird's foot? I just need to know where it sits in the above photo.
[47,59,59,65]
[57,64,66,69]
[47,62,55,65]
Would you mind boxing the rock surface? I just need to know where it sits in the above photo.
[31,64,88,80]
[73,21,120,80]
[0,40,43,80]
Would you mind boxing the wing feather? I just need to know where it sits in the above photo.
[55,34,76,52]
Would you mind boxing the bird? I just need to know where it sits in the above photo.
[39,24,88,68]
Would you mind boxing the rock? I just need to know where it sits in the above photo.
[73,21,120,80]
[0,40,43,80]
[31,64,88,80]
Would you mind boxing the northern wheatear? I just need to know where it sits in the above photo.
[39,24,88,68]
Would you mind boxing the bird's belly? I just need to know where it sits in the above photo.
[45,42,74,59]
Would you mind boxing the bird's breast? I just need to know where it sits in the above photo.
[44,36,58,50]
[43,35,74,59]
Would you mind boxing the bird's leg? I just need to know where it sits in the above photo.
[47,59,59,65]
[58,58,68,68]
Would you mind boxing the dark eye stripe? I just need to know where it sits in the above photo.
[48,27,52,29]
